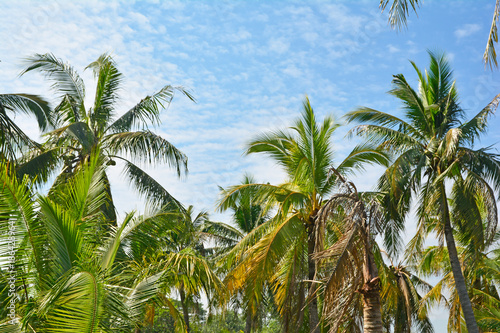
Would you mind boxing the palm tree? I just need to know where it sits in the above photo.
[20,53,194,217]
[218,173,269,333]
[218,97,389,332]
[0,152,184,332]
[314,173,386,332]
[379,255,435,333]
[345,51,500,333]
[415,217,500,332]
[128,205,237,333]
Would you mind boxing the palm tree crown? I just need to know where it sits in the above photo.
[20,53,195,214]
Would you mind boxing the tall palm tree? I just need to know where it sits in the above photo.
[20,53,194,216]
[218,97,389,332]
[345,51,500,333]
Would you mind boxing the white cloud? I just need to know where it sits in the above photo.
[454,23,481,39]
[387,44,400,53]
[268,38,290,54]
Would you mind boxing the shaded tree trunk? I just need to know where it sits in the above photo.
[245,309,252,333]
[308,230,320,333]
[441,184,479,333]
[179,284,191,333]
[360,277,383,333]
[360,225,383,333]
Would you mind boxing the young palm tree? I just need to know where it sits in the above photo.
[20,53,194,216]
[0,153,184,332]
[218,173,269,333]
[218,97,389,332]
[345,51,500,333]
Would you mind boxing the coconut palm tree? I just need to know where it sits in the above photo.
[0,152,188,332]
[314,176,383,332]
[345,51,500,333]
[20,53,194,218]
[379,257,436,333]
[415,214,500,332]
[127,205,237,333]
[218,97,389,332]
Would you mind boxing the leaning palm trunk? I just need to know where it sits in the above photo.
[440,183,479,333]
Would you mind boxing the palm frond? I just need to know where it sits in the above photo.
[37,270,102,333]
[119,158,184,210]
[20,53,86,116]
[0,93,53,131]
[107,85,195,133]
[484,0,500,69]
[86,53,123,133]
[460,93,500,145]
[336,142,390,177]
[105,130,187,176]
[15,147,60,185]
[380,0,421,30]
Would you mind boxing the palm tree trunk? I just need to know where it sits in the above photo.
[245,309,252,333]
[179,284,191,333]
[360,277,383,333]
[308,232,320,333]
[440,185,479,333]
[360,230,383,333]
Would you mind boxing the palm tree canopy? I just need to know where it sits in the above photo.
[346,51,500,255]
[20,53,195,212]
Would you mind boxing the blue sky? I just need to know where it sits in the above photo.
[1,0,500,329]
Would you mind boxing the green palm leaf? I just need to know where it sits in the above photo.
[20,53,86,119]
[105,130,187,176]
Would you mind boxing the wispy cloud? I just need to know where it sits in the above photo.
[455,23,481,39]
